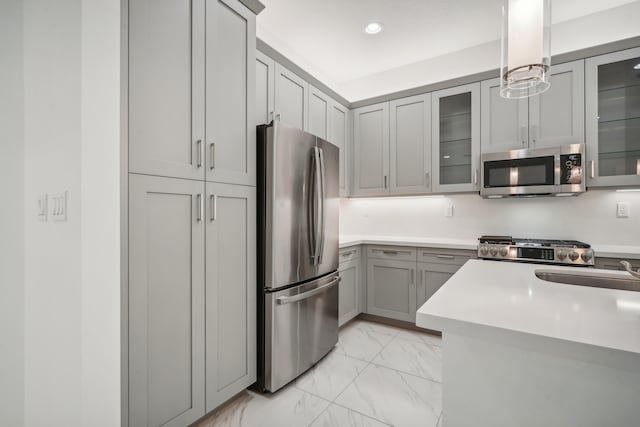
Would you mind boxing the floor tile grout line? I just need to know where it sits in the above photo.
[304,394,333,427]
[368,359,442,384]
[330,401,395,427]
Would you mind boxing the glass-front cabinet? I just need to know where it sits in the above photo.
[432,82,481,193]
[586,47,640,187]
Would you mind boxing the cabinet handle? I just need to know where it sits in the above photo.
[341,251,355,257]
[435,254,455,259]
[425,172,430,188]
[197,194,203,221]
[520,126,527,145]
[531,125,538,144]
[276,113,281,122]
[636,159,639,176]
[196,139,203,168]
[590,160,595,179]
[210,143,215,170]
[384,175,387,189]
[418,270,423,288]
[210,194,217,221]
[474,168,479,185]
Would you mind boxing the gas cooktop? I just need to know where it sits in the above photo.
[477,236,594,266]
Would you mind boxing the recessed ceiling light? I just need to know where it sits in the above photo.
[364,22,383,35]
[634,63,640,70]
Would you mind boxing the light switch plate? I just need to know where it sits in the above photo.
[445,205,454,217]
[617,201,630,218]
[37,194,48,221]
[51,191,67,221]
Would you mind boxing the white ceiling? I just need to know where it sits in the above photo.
[257,0,639,101]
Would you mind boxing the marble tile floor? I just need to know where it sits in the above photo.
[197,319,443,427]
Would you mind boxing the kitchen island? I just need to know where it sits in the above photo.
[416,259,640,427]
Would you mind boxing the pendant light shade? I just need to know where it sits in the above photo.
[500,0,551,99]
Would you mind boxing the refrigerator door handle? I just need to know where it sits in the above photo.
[275,276,341,305]
[317,146,326,264]
[307,148,318,265]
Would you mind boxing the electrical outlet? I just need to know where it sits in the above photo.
[445,205,454,217]
[617,201,630,218]
[37,194,48,221]
[51,191,67,221]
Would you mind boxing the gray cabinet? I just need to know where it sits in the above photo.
[129,0,205,181]
[274,63,308,130]
[308,85,330,139]
[586,47,640,187]
[205,183,256,411]
[353,102,390,196]
[329,100,350,196]
[366,247,417,322]
[432,83,481,193]
[338,250,361,326]
[481,60,584,154]
[255,50,275,126]
[416,249,473,310]
[129,174,205,427]
[390,93,432,194]
[205,0,256,186]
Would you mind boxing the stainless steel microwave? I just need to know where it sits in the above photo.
[480,144,585,198]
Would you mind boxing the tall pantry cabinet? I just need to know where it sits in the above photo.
[127,0,258,426]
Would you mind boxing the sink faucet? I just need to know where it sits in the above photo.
[620,261,640,280]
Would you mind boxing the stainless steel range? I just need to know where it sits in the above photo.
[478,236,595,266]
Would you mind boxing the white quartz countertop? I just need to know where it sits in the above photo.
[339,235,640,259]
[416,259,640,355]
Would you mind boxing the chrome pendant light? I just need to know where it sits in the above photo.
[500,0,551,98]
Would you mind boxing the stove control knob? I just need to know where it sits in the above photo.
[490,247,498,257]
[499,247,508,257]
[581,252,593,262]
[556,250,566,260]
[568,251,579,261]
[479,246,489,256]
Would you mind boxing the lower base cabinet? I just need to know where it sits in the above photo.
[366,258,417,322]
[416,262,459,309]
[128,175,256,426]
[338,259,361,326]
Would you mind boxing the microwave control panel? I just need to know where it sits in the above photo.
[560,153,582,185]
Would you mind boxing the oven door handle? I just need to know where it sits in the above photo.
[276,277,341,305]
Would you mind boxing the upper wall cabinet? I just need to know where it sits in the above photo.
[353,102,390,196]
[329,101,350,196]
[129,0,255,186]
[586,47,640,187]
[205,0,256,186]
[255,50,275,126]
[389,94,432,194]
[432,83,481,193]
[274,63,309,130]
[129,0,205,181]
[308,85,330,139]
[481,60,585,154]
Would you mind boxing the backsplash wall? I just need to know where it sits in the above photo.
[340,189,640,247]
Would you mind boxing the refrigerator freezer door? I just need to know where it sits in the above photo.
[264,271,339,392]
[264,122,339,289]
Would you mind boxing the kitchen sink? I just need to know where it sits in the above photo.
[535,269,640,292]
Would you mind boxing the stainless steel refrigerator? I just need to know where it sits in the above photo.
[256,121,340,392]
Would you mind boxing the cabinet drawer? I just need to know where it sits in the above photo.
[366,245,416,261]
[417,248,474,266]
[339,246,361,263]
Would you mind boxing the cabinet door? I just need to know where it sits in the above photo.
[366,259,417,322]
[338,259,361,326]
[586,47,640,187]
[390,93,432,194]
[432,83,481,193]
[353,102,390,196]
[255,50,275,126]
[529,60,585,148]
[205,0,256,186]
[129,0,205,181]
[129,174,205,427]
[416,262,459,310]
[480,77,528,154]
[205,183,256,411]
[274,63,308,130]
[308,85,330,139]
[329,101,350,196]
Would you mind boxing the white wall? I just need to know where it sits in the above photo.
[0,1,25,425]
[22,0,121,425]
[338,1,640,101]
[340,190,640,248]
